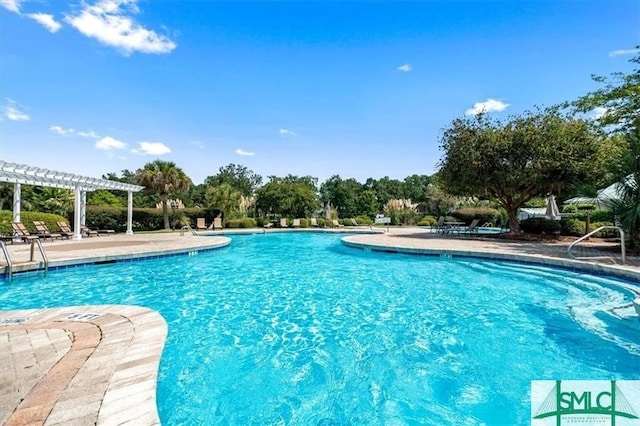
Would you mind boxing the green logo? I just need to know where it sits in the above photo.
[532,380,639,426]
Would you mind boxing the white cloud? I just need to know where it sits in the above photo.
[191,140,205,149]
[95,136,126,150]
[0,0,23,13]
[3,99,30,121]
[65,0,177,55]
[609,48,639,57]
[235,148,255,156]
[590,107,608,120]
[50,125,74,136]
[397,64,412,72]
[134,141,171,155]
[77,130,100,138]
[465,98,510,116]
[279,128,296,137]
[27,13,62,33]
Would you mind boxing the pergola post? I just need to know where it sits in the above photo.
[81,191,87,226]
[126,191,133,235]
[73,187,82,240]
[12,183,21,223]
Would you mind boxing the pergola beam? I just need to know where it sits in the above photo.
[0,161,144,239]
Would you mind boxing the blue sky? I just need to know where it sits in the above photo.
[0,0,638,186]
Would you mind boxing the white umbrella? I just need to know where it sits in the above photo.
[545,195,560,220]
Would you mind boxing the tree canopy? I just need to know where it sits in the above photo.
[204,164,263,197]
[570,47,640,132]
[438,108,612,232]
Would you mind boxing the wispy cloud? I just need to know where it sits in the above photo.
[0,0,23,13]
[50,125,74,136]
[65,0,177,55]
[3,98,30,121]
[77,130,100,139]
[397,64,412,72]
[27,13,62,33]
[134,141,171,155]
[279,128,296,137]
[191,140,205,149]
[465,98,510,116]
[96,136,126,150]
[609,48,640,57]
[235,148,255,156]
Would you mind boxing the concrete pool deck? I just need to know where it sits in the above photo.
[1,228,638,425]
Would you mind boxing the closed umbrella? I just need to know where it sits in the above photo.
[545,195,560,220]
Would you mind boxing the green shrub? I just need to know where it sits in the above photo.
[299,218,310,228]
[0,210,68,234]
[225,218,257,228]
[520,217,561,234]
[417,215,437,226]
[317,218,327,227]
[451,207,499,226]
[355,215,373,225]
[560,218,586,236]
[591,221,617,237]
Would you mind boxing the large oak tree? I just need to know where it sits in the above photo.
[438,108,611,232]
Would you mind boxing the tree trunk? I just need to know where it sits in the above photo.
[162,200,170,229]
[506,207,520,233]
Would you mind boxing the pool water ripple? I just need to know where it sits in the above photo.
[0,233,638,425]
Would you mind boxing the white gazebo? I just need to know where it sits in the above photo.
[0,161,144,240]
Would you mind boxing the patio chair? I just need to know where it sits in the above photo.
[33,221,63,240]
[310,218,319,227]
[213,217,223,230]
[332,219,344,228]
[11,222,39,243]
[56,221,74,239]
[196,218,207,230]
[280,218,289,228]
[292,218,301,228]
[350,218,359,226]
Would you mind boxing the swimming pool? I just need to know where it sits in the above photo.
[0,233,638,425]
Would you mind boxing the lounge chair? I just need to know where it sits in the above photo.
[264,221,274,229]
[56,221,75,238]
[11,222,39,243]
[292,218,301,228]
[310,218,319,227]
[33,221,63,240]
[432,216,445,233]
[459,219,480,236]
[213,217,223,230]
[280,218,288,228]
[350,218,358,226]
[332,219,344,228]
[196,218,207,230]
[80,226,98,237]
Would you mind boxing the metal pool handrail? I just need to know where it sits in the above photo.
[0,241,12,279]
[567,226,625,265]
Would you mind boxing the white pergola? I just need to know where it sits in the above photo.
[0,161,144,240]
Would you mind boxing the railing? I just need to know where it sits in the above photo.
[567,226,625,265]
[0,241,12,279]
[30,239,49,274]
[180,225,198,236]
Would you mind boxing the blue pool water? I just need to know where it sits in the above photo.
[1,233,639,425]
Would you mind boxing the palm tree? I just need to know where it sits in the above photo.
[205,183,242,221]
[610,119,640,247]
[135,160,193,229]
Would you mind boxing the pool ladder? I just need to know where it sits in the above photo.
[567,225,625,265]
[180,225,199,236]
[0,239,49,280]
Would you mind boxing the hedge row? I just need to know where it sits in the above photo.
[0,211,69,235]
[450,207,500,226]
